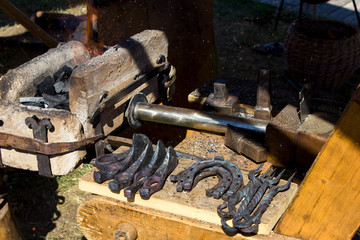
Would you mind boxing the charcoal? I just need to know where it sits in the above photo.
[42,93,69,110]
[54,81,65,93]
[53,65,72,82]
[36,76,55,96]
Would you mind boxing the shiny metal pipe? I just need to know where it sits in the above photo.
[134,102,268,134]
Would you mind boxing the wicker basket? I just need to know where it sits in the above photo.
[284,19,360,91]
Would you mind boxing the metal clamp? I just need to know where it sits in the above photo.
[25,115,54,177]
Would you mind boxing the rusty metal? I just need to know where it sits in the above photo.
[217,164,264,219]
[205,167,233,199]
[174,166,232,199]
[219,165,265,235]
[94,134,150,184]
[0,131,103,155]
[171,157,243,200]
[254,66,272,121]
[93,133,178,198]
[203,79,239,115]
[225,125,267,163]
[105,135,204,162]
[232,169,285,230]
[139,146,178,199]
[239,173,295,233]
[192,169,218,191]
[124,140,166,198]
[108,136,154,192]
[25,116,53,177]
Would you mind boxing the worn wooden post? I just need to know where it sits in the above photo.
[275,87,360,240]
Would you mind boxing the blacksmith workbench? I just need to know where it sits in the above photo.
[77,85,360,240]
[77,130,298,240]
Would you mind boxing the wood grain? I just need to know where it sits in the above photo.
[77,196,300,240]
[0,199,21,240]
[275,89,360,240]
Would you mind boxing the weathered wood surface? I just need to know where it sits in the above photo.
[78,131,298,239]
[0,199,21,240]
[69,30,167,137]
[275,87,360,240]
[0,100,86,175]
[0,41,90,102]
[95,0,215,108]
[77,196,300,240]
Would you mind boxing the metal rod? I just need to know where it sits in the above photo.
[134,102,268,134]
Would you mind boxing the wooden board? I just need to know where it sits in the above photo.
[0,199,21,240]
[275,88,360,240]
[78,131,298,239]
[77,196,300,240]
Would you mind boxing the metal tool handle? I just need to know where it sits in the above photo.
[126,93,268,134]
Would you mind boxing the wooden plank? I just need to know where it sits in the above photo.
[79,131,298,238]
[275,88,360,240]
[77,196,301,240]
[0,199,21,240]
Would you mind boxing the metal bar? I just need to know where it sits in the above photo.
[134,102,268,134]
[254,66,272,121]
[106,135,204,162]
[0,132,103,155]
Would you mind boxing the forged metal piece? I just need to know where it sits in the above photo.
[108,136,154,192]
[239,173,295,234]
[170,168,188,192]
[25,116,53,177]
[192,168,218,192]
[124,141,167,198]
[205,166,233,199]
[139,146,178,199]
[218,164,264,218]
[171,158,243,201]
[232,169,285,230]
[93,134,149,183]
[182,159,242,193]
[235,168,274,217]
[219,164,264,234]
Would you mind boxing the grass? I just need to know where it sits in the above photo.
[56,164,93,192]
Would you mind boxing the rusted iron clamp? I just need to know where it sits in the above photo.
[0,115,103,177]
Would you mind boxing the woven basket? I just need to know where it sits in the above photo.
[284,19,360,91]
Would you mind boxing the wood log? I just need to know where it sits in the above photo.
[275,87,360,240]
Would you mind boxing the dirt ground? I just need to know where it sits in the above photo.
[0,0,359,239]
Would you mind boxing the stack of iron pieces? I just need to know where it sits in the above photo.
[171,158,294,235]
[217,164,295,234]
[93,133,178,199]
[170,156,244,201]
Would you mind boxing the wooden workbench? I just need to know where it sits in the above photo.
[77,131,298,240]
